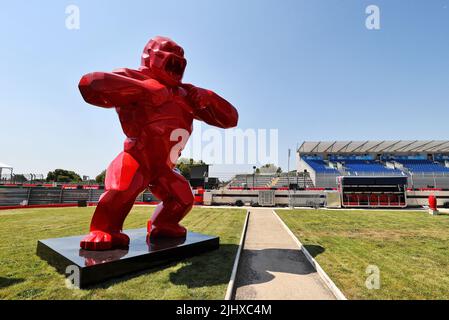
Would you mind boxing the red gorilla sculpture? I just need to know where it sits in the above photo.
[78,36,238,250]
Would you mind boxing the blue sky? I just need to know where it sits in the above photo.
[1,0,448,179]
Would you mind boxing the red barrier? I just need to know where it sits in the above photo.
[193,188,204,205]
[0,203,80,210]
[0,201,163,211]
[83,185,101,190]
[429,195,437,210]
[407,188,444,191]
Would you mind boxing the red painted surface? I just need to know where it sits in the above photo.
[428,194,437,210]
[226,186,329,191]
[194,188,205,205]
[407,188,444,191]
[0,203,80,210]
[0,202,169,211]
[78,36,238,250]
[82,185,101,190]
[62,185,78,189]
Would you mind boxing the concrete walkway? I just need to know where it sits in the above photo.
[234,208,335,300]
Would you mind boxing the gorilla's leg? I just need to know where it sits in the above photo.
[148,169,194,238]
[80,156,149,250]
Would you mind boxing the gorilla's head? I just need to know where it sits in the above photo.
[141,36,187,86]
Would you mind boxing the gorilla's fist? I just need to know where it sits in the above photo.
[183,84,213,110]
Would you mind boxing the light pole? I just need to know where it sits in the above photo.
[287,149,291,188]
[287,149,291,207]
[304,169,307,189]
[252,166,256,188]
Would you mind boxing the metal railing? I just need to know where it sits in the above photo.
[0,174,99,186]
[408,172,449,189]
[0,186,156,207]
[340,170,405,176]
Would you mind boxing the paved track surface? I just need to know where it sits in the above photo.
[234,208,335,300]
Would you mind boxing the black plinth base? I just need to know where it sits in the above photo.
[36,229,219,288]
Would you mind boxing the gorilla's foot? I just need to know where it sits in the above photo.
[80,230,130,251]
[147,220,187,238]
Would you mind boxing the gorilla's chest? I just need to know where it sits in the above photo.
[116,88,194,136]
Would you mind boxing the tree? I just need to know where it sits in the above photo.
[13,174,28,183]
[176,158,206,179]
[96,170,106,184]
[258,163,282,174]
[46,169,82,183]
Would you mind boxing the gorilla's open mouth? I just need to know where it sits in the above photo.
[165,56,186,78]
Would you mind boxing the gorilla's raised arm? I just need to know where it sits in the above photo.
[184,84,238,128]
[79,71,168,108]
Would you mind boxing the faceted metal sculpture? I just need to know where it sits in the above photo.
[78,36,238,250]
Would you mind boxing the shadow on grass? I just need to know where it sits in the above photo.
[0,277,24,289]
[87,245,327,289]
[235,247,325,287]
[303,244,325,258]
[436,212,449,217]
[169,244,239,288]
[88,244,239,290]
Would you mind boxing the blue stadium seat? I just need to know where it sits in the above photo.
[396,159,449,173]
[341,160,402,175]
[303,159,339,173]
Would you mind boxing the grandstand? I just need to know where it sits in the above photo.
[340,159,402,175]
[227,174,274,188]
[302,158,339,174]
[272,172,314,188]
[226,172,314,189]
[225,140,449,191]
[298,140,449,188]
[394,159,449,173]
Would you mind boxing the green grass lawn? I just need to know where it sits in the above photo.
[278,209,449,300]
[0,206,246,300]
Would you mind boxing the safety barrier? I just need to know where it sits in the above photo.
[0,186,158,208]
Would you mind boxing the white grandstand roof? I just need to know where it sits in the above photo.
[0,162,12,169]
[297,140,449,154]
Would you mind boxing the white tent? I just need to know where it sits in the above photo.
[0,162,13,179]
[0,162,12,169]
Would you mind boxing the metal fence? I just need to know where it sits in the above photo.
[288,192,323,207]
[0,173,45,184]
[341,171,405,176]
[0,187,156,207]
[408,172,449,189]
[314,173,340,188]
